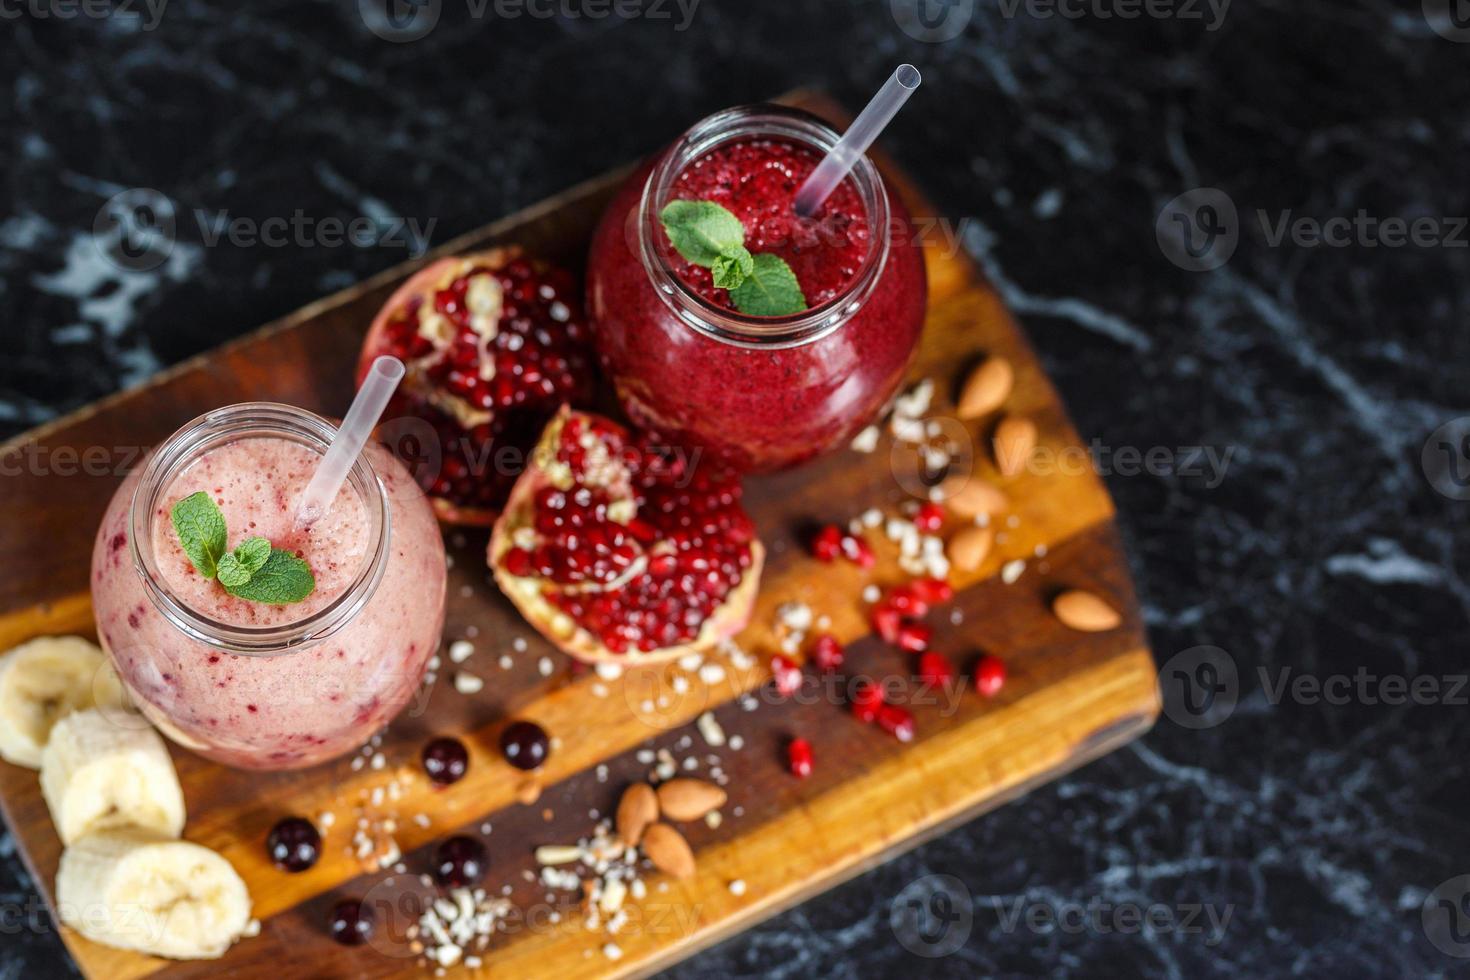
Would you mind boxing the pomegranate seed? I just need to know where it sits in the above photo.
[876,704,915,742]
[886,585,930,618]
[850,681,883,723]
[872,604,903,644]
[770,654,802,697]
[914,502,945,533]
[812,525,843,562]
[896,621,932,653]
[809,634,845,672]
[974,655,1007,698]
[840,534,876,569]
[787,737,814,778]
[918,651,955,685]
[911,578,955,604]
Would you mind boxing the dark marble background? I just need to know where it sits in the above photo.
[2,0,1467,976]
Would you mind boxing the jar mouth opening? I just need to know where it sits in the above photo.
[128,402,392,656]
[637,104,892,350]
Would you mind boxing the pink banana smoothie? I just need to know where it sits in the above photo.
[91,428,446,770]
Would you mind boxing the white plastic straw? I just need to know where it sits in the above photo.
[794,65,922,218]
[293,355,405,528]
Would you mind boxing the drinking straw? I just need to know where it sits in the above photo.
[793,64,922,218]
[293,355,405,528]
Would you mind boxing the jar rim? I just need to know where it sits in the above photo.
[636,104,892,350]
[127,402,392,656]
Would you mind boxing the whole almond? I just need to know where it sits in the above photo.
[948,525,994,572]
[641,822,696,880]
[958,357,1013,419]
[657,778,728,822]
[940,476,1007,519]
[616,782,659,847]
[1052,590,1122,632]
[992,415,1036,478]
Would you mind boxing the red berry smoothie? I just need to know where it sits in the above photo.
[90,405,446,770]
[586,105,927,473]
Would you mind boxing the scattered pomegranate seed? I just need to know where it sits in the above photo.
[812,525,843,562]
[770,654,802,697]
[787,737,814,778]
[841,534,876,569]
[875,704,915,742]
[911,578,955,604]
[896,621,932,653]
[914,502,946,533]
[850,681,883,723]
[918,651,955,685]
[886,584,930,618]
[974,655,1007,698]
[809,634,845,672]
[871,604,903,644]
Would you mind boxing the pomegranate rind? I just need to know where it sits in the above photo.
[488,407,764,666]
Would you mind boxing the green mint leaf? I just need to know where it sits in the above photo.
[711,246,754,290]
[728,253,808,317]
[223,549,316,605]
[170,491,228,580]
[233,537,272,577]
[215,553,251,589]
[659,200,746,268]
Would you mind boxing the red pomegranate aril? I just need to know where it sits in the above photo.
[896,621,932,653]
[872,604,904,644]
[850,681,883,723]
[975,654,1007,698]
[911,577,955,605]
[841,534,876,569]
[787,737,814,778]
[886,585,930,618]
[809,634,845,672]
[812,525,843,562]
[770,654,803,697]
[918,651,955,686]
[914,502,946,533]
[876,704,916,742]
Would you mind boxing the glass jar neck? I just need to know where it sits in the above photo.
[636,104,892,351]
[128,402,392,656]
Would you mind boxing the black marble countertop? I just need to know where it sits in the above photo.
[2,1,1466,976]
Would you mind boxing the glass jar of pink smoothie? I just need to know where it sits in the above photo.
[586,105,928,473]
[90,403,446,770]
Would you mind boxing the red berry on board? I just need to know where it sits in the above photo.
[787,737,814,778]
[809,634,845,672]
[886,584,930,618]
[850,681,883,723]
[876,704,915,742]
[914,502,945,533]
[841,534,876,569]
[770,654,802,697]
[812,525,843,562]
[974,655,1006,698]
[872,604,903,644]
[911,577,955,605]
[896,621,932,653]
[918,651,955,686]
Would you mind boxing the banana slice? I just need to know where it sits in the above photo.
[42,708,185,845]
[0,635,128,769]
[57,831,252,960]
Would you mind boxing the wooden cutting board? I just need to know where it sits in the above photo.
[0,93,1158,979]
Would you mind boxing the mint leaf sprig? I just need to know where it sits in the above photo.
[170,491,316,605]
[659,200,808,317]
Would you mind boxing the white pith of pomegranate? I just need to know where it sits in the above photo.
[489,409,764,664]
[358,247,593,526]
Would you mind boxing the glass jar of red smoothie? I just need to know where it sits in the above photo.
[90,403,446,770]
[586,105,928,473]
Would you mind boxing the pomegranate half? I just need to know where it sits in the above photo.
[357,247,594,525]
[489,409,764,665]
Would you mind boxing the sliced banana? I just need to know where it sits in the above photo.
[0,635,129,769]
[42,708,185,845]
[57,830,252,960]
